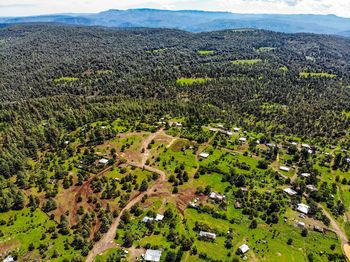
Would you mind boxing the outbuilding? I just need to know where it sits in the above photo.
[144,249,162,262]
[238,244,250,254]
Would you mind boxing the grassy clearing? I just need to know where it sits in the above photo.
[197,50,215,55]
[257,47,276,53]
[53,77,79,83]
[96,70,113,75]
[300,72,337,78]
[176,77,212,86]
[280,66,289,72]
[0,208,76,261]
[231,59,262,65]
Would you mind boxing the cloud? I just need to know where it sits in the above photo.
[0,0,349,18]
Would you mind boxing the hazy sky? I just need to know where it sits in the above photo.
[1,0,350,18]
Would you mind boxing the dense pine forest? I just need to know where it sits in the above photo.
[1,23,350,261]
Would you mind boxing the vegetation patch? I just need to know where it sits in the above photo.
[300,72,337,78]
[53,77,79,83]
[231,59,262,65]
[198,50,215,55]
[176,77,212,86]
[257,47,276,53]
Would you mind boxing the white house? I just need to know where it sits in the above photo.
[155,214,164,221]
[283,188,297,196]
[199,152,210,159]
[306,185,317,191]
[297,203,310,214]
[239,137,247,142]
[199,231,216,240]
[238,244,250,254]
[142,216,154,223]
[300,173,311,178]
[233,127,240,132]
[301,144,311,149]
[99,158,109,165]
[144,249,162,262]
[280,166,290,172]
[175,122,183,127]
[209,192,225,201]
[3,256,14,262]
[297,221,305,228]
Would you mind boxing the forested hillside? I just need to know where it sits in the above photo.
[1,24,350,262]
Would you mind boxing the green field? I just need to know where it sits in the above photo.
[176,77,212,86]
[231,59,262,65]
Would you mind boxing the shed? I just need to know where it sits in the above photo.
[283,188,297,196]
[300,173,310,178]
[155,214,164,221]
[99,158,109,165]
[280,166,290,172]
[144,249,162,262]
[199,231,216,239]
[238,244,250,254]
[199,152,210,159]
[142,216,154,223]
[297,203,310,214]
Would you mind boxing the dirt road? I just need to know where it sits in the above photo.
[86,130,168,262]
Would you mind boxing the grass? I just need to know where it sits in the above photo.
[257,47,276,53]
[53,77,79,83]
[0,208,76,261]
[198,50,215,55]
[280,66,289,72]
[231,59,262,65]
[176,77,212,86]
[300,72,337,78]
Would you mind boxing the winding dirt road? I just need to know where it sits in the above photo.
[86,130,168,262]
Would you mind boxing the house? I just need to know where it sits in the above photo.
[291,142,297,146]
[314,226,324,233]
[306,185,318,191]
[280,166,290,172]
[226,131,234,136]
[209,192,225,201]
[300,173,311,178]
[297,221,305,228]
[144,249,162,262]
[235,201,242,209]
[217,124,224,128]
[238,244,250,254]
[3,256,14,262]
[175,122,183,127]
[241,187,249,192]
[142,216,154,223]
[199,152,209,159]
[283,188,297,196]
[233,127,240,132]
[239,137,247,142]
[64,140,69,145]
[155,214,164,221]
[199,231,216,240]
[297,203,310,214]
[301,144,311,149]
[266,143,276,147]
[99,158,109,165]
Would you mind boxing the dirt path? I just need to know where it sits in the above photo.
[85,164,166,262]
[140,128,164,165]
[318,204,350,260]
[86,130,168,262]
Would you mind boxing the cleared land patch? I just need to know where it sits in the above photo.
[231,59,262,65]
[300,72,337,78]
[176,77,212,86]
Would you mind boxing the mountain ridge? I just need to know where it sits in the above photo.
[1,8,350,36]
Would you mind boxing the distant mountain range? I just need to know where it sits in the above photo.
[1,9,350,36]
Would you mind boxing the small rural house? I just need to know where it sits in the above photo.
[155,214,164,221]
[300,173,311,178]
[142,216,154,223]
[3,256,14,262]
[209,192,225,201]
[239,137,247,142]
[301,144,311,149]
[297,203,310,214]
[297,221,305,228]
[199,231,216,240]
[280,166,290,172]
[306,185,318,191]
[233,127,240,132]
[199,152,210,159]
[283,188,297,196]
[144,249,162,262]
[238,244,250,254]
[98,158,109,165]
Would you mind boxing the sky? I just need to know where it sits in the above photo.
[1,0,350,18]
